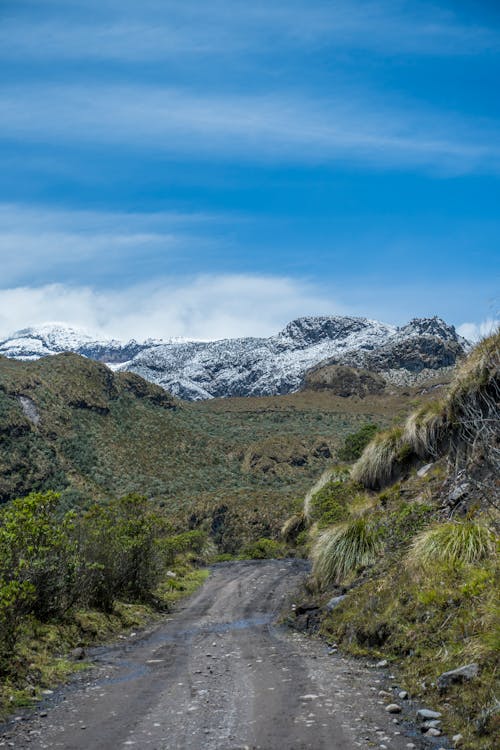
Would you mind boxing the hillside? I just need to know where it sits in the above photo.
[0,316,467,400]
[286,331,500,750]
[0,351,449,550]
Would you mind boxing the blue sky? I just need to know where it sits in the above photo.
[0,0,498,341]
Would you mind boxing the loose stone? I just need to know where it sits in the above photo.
[385,704,402,714]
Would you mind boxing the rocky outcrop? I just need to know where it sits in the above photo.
[303,364,386,397]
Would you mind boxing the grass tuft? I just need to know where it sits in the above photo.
[312,517,382,588]
[350,427,412,489]
[407,520,497,568]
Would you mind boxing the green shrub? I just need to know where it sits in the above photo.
[337,423,379,462]
[79,494,167,611]
[312,517,383,588]
[281,512,306,542]
[307,479,363,528]
[242,537,285,560]
[403,401,448,459]
[0,492,81,622]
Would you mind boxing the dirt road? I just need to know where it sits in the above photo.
[1,561,431,750]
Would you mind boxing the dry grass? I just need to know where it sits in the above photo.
[350,427,411,489]
[403,400,448,459]
[312,517,382,588]
[303,469,337,521]
[407,519,497,569]
[281,512,306,542]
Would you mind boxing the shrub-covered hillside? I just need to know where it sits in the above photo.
[0,352,435,549]
[286,332,499,750]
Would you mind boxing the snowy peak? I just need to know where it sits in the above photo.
[396,316,462,342]
[276,316,395,348]
[0,315,469,399]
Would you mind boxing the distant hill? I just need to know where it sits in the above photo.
[0,352,439,549]
[0,316,468,400]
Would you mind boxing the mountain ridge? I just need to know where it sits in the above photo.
[0,315,468,400]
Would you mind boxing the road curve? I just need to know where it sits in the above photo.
[1,560,426,750]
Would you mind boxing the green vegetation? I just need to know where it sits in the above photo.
[408,520,496,568]
[337,422,379,462]
[1,352,426,550]
[306,476,364,528]
[287,333,500,749]
[312,516,382,587]
[350,426,413,489]
[241,537,286,559]
[0,491,210,716]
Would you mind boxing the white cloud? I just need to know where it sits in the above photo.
[457,319,499,342]
[1,84,498,174]
[0,276,338,341]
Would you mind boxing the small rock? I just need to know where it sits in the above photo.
[448,482,470,503]
[166,571,177,579]
[452,734,463,747]
[417,463,434,478]
[326,595,346,612]
[422,720,441,730]
[437,663,479,691]
[39,712,47,718]
[300,694,319,701]
[385,704,402,714]
[69,647,85,661]
[416,708,442,721]
[398,690,408,700]
[424,727,442,737]
[376,660,388,668]
[378,690,392,698]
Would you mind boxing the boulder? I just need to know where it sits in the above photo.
[437,663,479,691]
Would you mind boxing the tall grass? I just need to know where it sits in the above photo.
[281,511,306,542]
[312,517,383,587]
[303,469,337,521]
[351,427,410,489]
[407,520,496,568]
[403,401,448,459]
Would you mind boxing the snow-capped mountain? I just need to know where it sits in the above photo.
[0,324,165,364]
[0,316,467,400]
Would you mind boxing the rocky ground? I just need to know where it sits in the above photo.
[0,561,449,750]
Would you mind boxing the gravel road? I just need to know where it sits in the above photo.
[1,560,432,750]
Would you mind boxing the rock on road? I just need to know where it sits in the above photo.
[1,560,427,750]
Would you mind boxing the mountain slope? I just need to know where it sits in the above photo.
[0,352,421,549]
[0,316,468,400]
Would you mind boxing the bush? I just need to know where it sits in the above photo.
[242,537,285,560]
[337,423,379,462]
[303,467,350,521]
[79,494,167,611]
[281,512,306,542]
[0,492,81,622]
[307,479,365,528]
[312,517,382,588]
